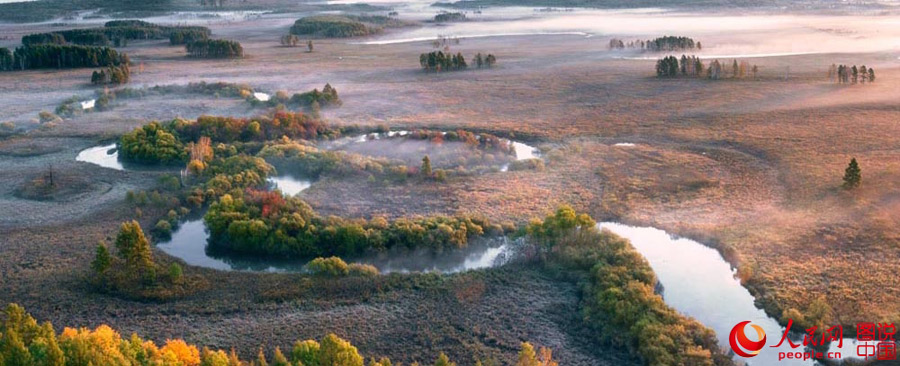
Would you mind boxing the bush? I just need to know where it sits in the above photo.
[509,158,544,171]
[307,256,350,276]
[348,263,379,277]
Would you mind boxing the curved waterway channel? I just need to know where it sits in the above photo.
[599,223,874,365]
[76,138,871,363]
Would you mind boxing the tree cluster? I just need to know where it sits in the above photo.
[0,44,128,71]
[204,189,500,258]
[91,221,187,299]
[91,63,131,85]
[419,52,497,72]
[829,64,875,84]
[1,304,549,366]
[118,112,339,165]
[169,29,211,45]
[280,34,301,47]
[286,83,342,109]
[21,20,211,47]
[610,36,700,52]
[434,12,466,22]
[656,55,758,80]
[119,121,187,164]
[185,39,244,58]
[290,15,377,38]
[527,206,730,366]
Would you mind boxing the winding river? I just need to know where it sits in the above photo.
[599,223,874,365]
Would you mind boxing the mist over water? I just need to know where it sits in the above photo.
[359,6,900,57]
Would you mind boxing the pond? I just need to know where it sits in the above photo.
[157,217,515,273]
[598,222,875,365]
[75,143,124,170]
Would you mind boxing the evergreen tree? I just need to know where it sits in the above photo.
[114,220,155,278]
[843,158,861,190]
[434,352,456,366]
[272,347,290,366]
[868,68,875,82]
[516,343,538,366]
[91,242,112,274]
[255,347,268,366]
[421,155,432,177]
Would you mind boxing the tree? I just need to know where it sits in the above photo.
[255,347,268,366]
[433,352,456,366]
[517,343,538,366]
[307,40,314,53]
[421,155,432,177]
[114,220,155,280]
[272,347,290,366]
[291,340,320,366]
[91,242,112,274]
[318,334,363,366]
[868,67,875,82]
[842,158,861,190]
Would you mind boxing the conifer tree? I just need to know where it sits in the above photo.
[421,155,432,177]
[843,158,861,190]
[91,242,112,275]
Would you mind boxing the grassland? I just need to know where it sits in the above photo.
[1,4,899,364]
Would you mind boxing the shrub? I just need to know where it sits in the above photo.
[307,256,350,276]
[348,263,379,277]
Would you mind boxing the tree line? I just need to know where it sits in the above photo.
[829,64,875,84]
[419,51,495,72]
[185,39,243,58]
[657,55,758,80]
[610,35,700,52]
[0,44,128,71]
[21,20,211,47]
[1,302,552,366]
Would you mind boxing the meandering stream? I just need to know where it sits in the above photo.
[599,222,874,365]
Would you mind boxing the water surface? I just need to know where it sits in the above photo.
[598,222,874,365]
[76,143,123,170]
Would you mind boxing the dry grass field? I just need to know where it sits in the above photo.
[2,5,900,363]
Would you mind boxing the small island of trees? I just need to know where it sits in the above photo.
[829,64,875,84]
[434,11,466,22]
[656,55,758,80]
[185,39,244,58]
[419,51,496,72]
[91,64,131,85]
[610,35,700,52]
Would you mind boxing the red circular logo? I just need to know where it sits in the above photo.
[729,321,767,357]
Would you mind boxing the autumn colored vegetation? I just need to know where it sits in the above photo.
[1,302,542,366]
[204,189,502,258]
[527,206,730,366]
